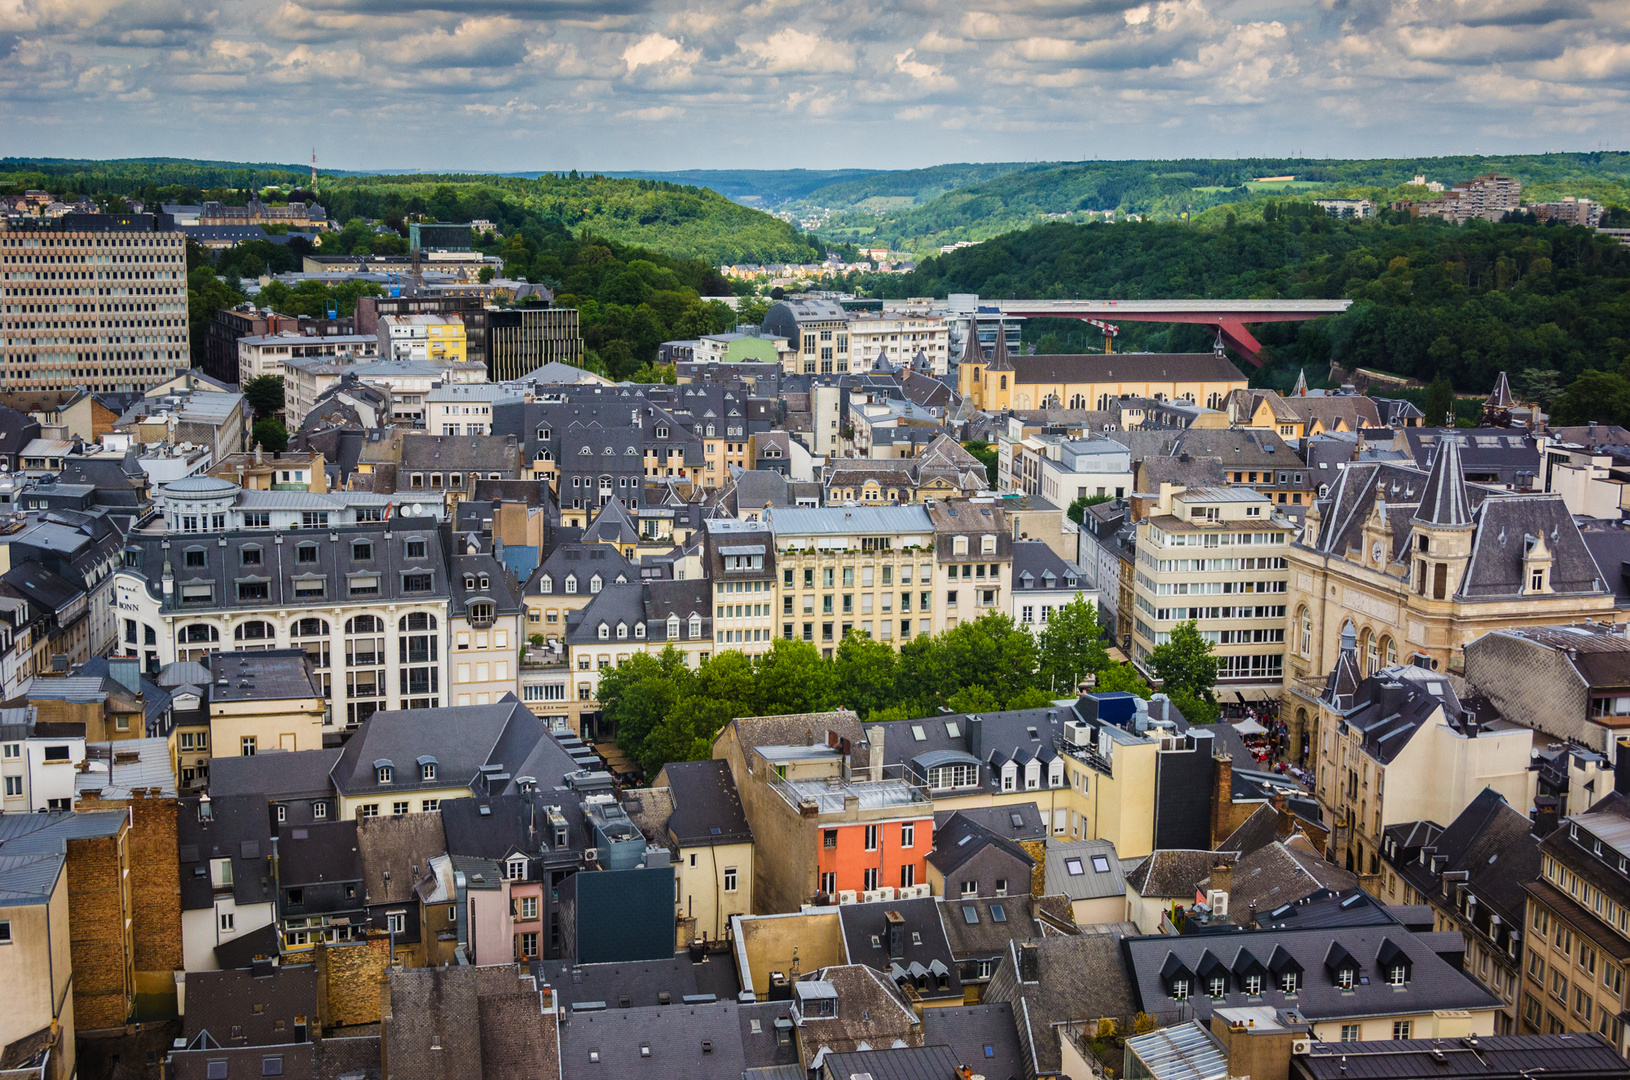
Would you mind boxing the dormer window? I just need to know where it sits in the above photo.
[689,614,702,638]
[590,574,602,594]
[1337,968,1354,989]
[598,623,609,640]
[616,622,628,640]
[1171,978,1188,1000]
[668,615,680,639]
[376,762,393,785]
[479,574,489,590]
[655,425,669,439]
[464,574,476,589]
[419,758,437,782]
[634,623,646,639]
[1389,965,1407,986]
[565,575,578,594]
[1208,975,1226,998]
[541,574,553,594]
[505,856,527,881]
[1281,971,1300,994]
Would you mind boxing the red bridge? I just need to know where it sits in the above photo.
[986,299,1353,366]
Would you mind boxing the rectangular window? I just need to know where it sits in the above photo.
[724,867,738,892]
[901,823,914,848]
[1340,1025,1360,1043]
[864,824,878,851]
[863,867,878,891]
[1392,1021,1411,1041]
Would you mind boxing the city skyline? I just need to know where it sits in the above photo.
[1,0,1626,172]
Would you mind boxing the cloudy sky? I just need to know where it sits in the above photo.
[2,0,1626,172]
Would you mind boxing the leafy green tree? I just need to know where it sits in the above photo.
[751,639,832,717]
[1037,597,1109,695]
[242,376,285,417]
[946,685,1000,713]
[1165,689,1220,725]
[1147,620,1218,710]
[961,441,998,488]
[251,419,288,454]
[1093,663,1154,698]
[1553,370,1630,427]
[1066,494,1113,525]
[939,612,1039,706]
[1424,375,1455,427]
[832,633,899,719]
[187,268,245,366]
[629,361,678,385]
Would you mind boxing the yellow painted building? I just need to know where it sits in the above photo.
[958,338,1247,415]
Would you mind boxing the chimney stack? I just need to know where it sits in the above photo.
[1017,942,1039,983]
[885,910,905,960]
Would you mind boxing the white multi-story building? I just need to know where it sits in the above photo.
[847,312,950,375]
[427,382,521,437]
[1131,485,1291,696]
[236,331,378,384]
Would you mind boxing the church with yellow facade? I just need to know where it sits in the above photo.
[956,332,1248,413]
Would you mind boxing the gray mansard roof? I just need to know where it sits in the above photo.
[120,524,450,612]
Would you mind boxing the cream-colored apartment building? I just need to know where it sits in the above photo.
[848,312,950,375]
[1132,485,1291,695]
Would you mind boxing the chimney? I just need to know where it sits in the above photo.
[885,910,905,959]
[866,725,885,781]
[1210,860,1233,901]
[1017,942,1040,983]
[1532,797,1560,839]
[1209,753,1233,849]
[967,716,983,759]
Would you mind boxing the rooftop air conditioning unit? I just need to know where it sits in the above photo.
[862,890,884,903]
[838,890,858,905]
[1207,890,1229,918]
[1063,721,1091,748]
[875,887,896,901]
[583,847,598,865]
[1292,1039,1313,1056]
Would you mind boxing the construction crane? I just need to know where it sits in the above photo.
[1085,318,1118,354]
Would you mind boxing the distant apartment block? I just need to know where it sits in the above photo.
[1314,199,1375,220]
[1395,174,1522,224]
[197,199,328,229]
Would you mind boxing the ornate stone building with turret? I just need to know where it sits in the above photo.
[1280,435,1617,757]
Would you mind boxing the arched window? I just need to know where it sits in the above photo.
[292,618,330,673]
[469,601,495,623]
[1297,607,1312,657]
[234,621,275,651]
[999,375,1007,390]
[399,612,436,633]
[1069,394,1085,409]
[177,623,219,662]
[1365,631,1379,674]
[1383,636,1397,668]
[346,615,382,634]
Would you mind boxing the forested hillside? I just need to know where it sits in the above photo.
[820,153,1630,253]
[860,209,1630,401]
[0,160,824,265]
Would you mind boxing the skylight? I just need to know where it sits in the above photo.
[1065,858,1084,876]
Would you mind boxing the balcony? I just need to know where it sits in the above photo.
[521,644,569,670]
[767,763,930,815]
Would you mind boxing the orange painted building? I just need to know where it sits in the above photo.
[817,816,934,898]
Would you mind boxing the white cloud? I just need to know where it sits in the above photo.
[619,103,682,118]
[740,27,853,73]
[622,31,681,70]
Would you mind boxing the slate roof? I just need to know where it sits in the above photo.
[795,964,924,1068]
[1126,850,1236,898]
[927,813,1035,877]
[564,581,648,646]
[331,699,547,798]
[933,803,1048,843]
[821,1045,962,1080]
[357,812,448,906]
[207,649,323,704]
[657,759,752,846]
[839,897,965,1002]
[208,748,344,801]
[537,952,742,1010]
[985,932,1137,1077]
[1010,352,1244,386]
[1322,663,1505,765]
[1206,840,1357,919]
[277,820,360,888]
[1044,839,1127,902]
[919,1002,1026,1080]
[1461,495,1607,598]
[1382,787,1538,953]
[558,999,790,1080]
[178,794,275,912]
[1218,804,1284,858]
[939,894,1069,960]
[1416,435,1472,527]
[525,542,636,600]
[182,965,319,1046]
[1123,924,1503,1023]
[1012,540,1082,593]
[383,966,559,1080]
[1296,1033,1629,1080]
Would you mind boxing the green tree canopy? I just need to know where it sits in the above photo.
[1147,620,1219,713]
[1037,597,1109,695]
[251,419,288,454]
[242,375,285,417]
